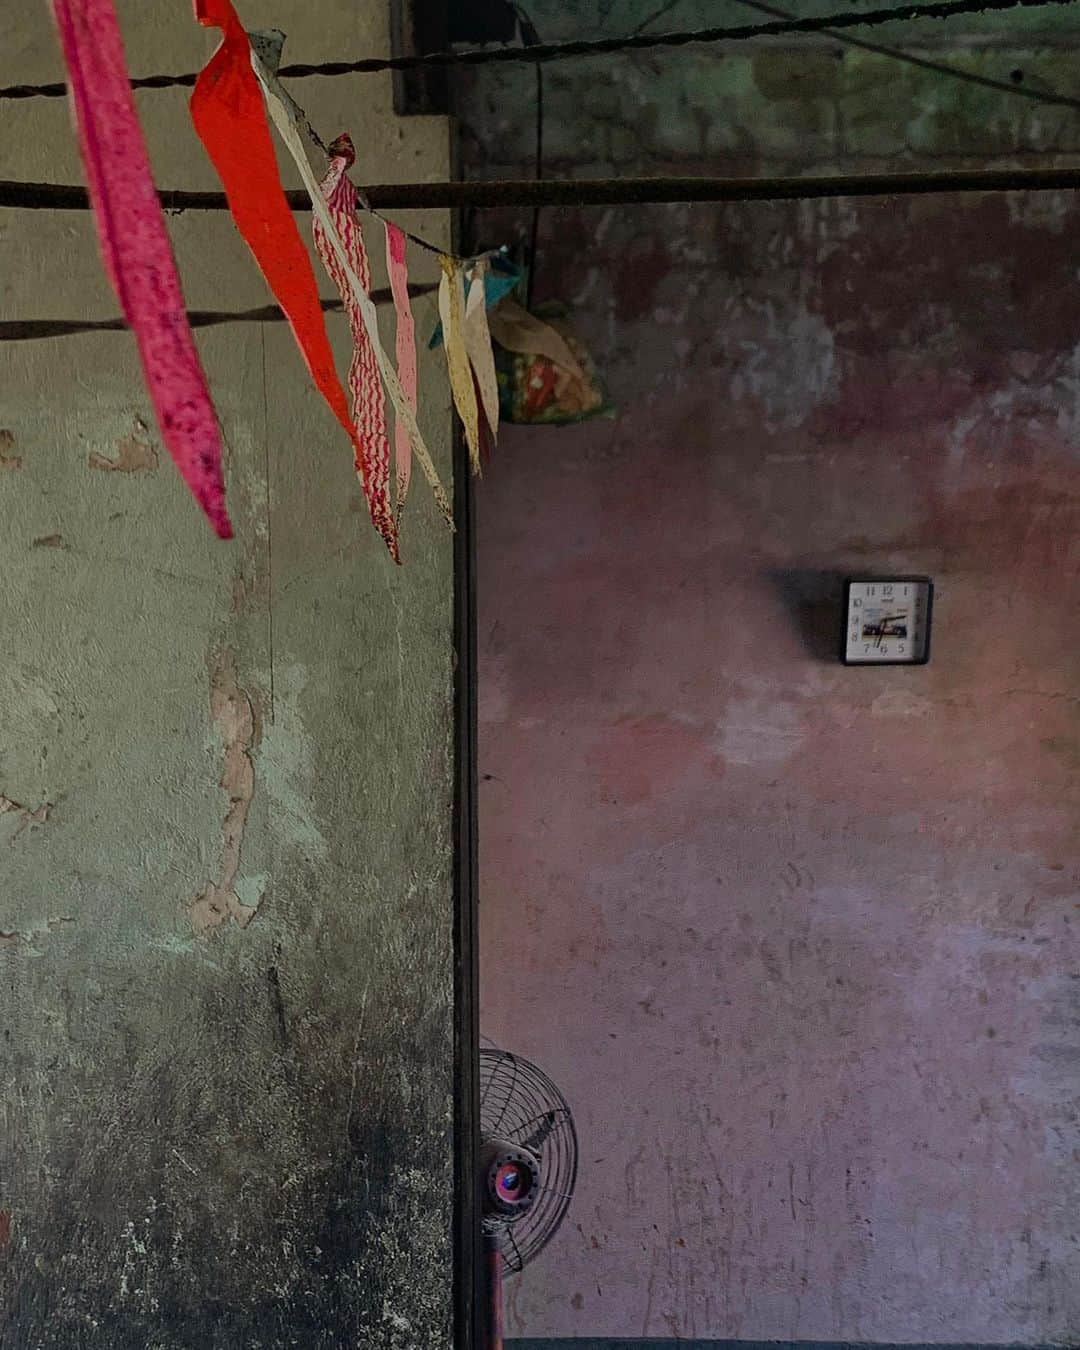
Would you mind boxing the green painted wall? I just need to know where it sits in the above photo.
[0,4,457,1346]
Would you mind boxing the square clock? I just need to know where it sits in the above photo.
[841,577,933,666]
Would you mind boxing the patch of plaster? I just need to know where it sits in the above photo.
[257,662,330,864]
[1007,189,1072,234]
[717,693,807,766]
[0,794,52,842]
[726,299,837,430]
[189,649,261,936]
[871,688,935,720]
[953,338,1080,453]
[88,420,158,473]
[0,429,22,471]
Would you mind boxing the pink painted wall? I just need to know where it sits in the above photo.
[475,188,1080,1344]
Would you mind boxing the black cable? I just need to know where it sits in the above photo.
[510,3,545,310]
[1,0,1076,101]
[9,167,1080,212]
[729,0,1080,113]
[526,61,544,310]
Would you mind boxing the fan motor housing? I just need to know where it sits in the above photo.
[479,1138,542,1219]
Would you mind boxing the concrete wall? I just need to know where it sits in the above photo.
[462,3,1080,1345]
[0,4,457,1346]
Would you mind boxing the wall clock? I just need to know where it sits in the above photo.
[841,577,933,665]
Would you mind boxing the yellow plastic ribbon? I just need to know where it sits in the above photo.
[438,256,481,474]
[464,258,500,443]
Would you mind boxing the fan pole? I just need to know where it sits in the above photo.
[480,1234,504,1350]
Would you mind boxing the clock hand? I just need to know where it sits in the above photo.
[876,612,907,647]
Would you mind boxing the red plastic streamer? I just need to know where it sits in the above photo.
[190,0,372,541]
[314,136,397,560]
[49,0,231,538]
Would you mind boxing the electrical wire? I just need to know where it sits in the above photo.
[729,0,1080,113]
[633,1,686,35]
[509,2,546,309]
[1,0,1076,101]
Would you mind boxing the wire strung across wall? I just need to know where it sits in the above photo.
[727,0,1080,112]
[4,0,1080,341]
[7,165,1080,215]
[1,0,1077,100]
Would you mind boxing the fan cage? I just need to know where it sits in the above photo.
[479,1047,578,1273]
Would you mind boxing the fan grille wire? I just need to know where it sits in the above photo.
[479,1048,578,1272]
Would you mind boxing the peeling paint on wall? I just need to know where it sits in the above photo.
[0,915,75,950]
[0,429,22,471]
[0,793,52,841]
[87,420,158,473]
[1,3,456,1344]
[189,649,260,935]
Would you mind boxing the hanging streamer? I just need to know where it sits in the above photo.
[314,137,397,560]
[385,222,417,521]
[190,0,381,545]
[249,52,454,532]
[438,257,481,474]
[428,250,521,351]
[486,296,587,382]
[464,258,500,442]
[48,0,231,538]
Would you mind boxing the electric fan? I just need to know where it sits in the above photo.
[478,1047,578,1350]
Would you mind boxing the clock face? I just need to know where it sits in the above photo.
[843,578,933,665]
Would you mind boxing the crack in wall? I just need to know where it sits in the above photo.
[189,649,260,936]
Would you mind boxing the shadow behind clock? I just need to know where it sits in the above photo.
[767,568,849,662]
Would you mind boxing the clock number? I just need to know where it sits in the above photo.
[898,644,906,654]
[852,597,862,608]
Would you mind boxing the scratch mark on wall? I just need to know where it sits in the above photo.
[0,430,22,471]
[0,1210,10,1251]
[88,420,158,473]
[189,649,260,936]
[171,1149,198,1177]
[0,793,52,841]
[31,533,65,549]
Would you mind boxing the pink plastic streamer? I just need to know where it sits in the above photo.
[312,135,397,560]
[49,0,231,538]
[384,222,417,521]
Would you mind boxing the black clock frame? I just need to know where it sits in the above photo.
[840,576,934,667]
